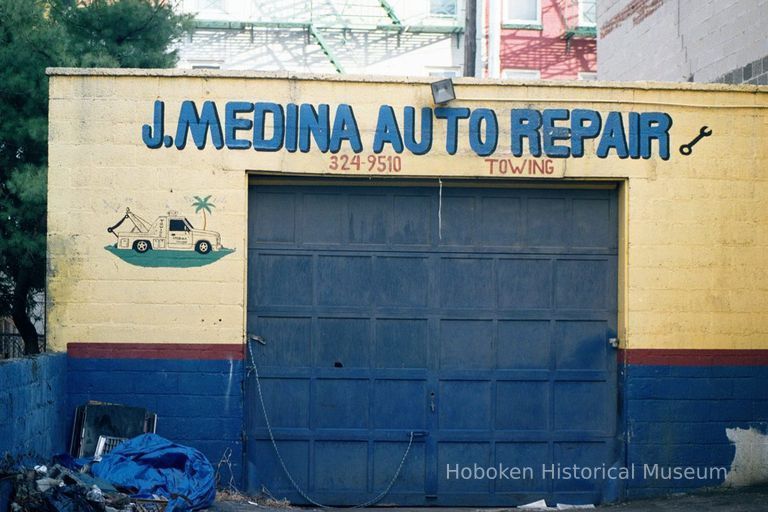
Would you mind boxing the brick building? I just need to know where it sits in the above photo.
[174,0,597,80]
[491,0,597,80]
[597,0,767,84]
[175,0,465,76]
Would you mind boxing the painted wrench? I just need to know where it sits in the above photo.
[679,126,712,155]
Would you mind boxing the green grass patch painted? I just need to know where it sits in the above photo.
[105,245,235,268]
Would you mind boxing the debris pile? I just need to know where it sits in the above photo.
[0,434,215,512]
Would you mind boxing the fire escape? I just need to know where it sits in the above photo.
[187,0,465,74]
[561,0,597,51]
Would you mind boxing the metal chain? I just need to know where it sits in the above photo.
[246,342,415,509]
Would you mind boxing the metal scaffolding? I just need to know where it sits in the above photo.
[186,0,464,73]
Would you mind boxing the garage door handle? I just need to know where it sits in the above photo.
[411,430,429,439]
[608,337,619,348]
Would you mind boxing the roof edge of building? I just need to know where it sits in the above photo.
[45,67,768,93]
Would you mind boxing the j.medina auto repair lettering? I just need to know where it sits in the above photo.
[142,100,673,160]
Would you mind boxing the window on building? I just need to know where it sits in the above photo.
[430,0,457,17]
[502,68,541,80]
[578,72,598,80]
[189,58,224,69]
[428,67,461,78]
[503,0,541,25]
[579,0,597,27]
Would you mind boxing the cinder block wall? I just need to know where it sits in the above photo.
[597,0,768,84]
[66,351,244,483]
[623,363,768,498]
[0,354,68,458]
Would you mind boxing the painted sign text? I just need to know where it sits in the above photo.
[142,100,673,160]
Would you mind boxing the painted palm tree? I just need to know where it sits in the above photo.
[192,195,216,230]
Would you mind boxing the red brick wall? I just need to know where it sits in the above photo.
[498,0,596,79]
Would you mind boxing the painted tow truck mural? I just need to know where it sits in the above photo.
[105,196,234,268]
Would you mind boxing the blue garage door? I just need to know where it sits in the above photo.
[246,182,618,506]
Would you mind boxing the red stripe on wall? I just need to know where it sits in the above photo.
[619,349,768,366]
[67,342,244,360]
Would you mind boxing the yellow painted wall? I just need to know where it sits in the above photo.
[47,69,768,351]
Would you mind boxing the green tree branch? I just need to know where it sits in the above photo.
[0,0,190,354]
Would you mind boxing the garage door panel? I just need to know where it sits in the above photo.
[439,258,495,308]
[555,321,609,370]
[438,442,492,493]
[440,319,494,369]
[313,379,369,429]
[480,197,522,246]
[317,256,372,306]
[554,382,612,433]
[251,316,312,367]
[440,196,477,245]
[303,193,345,244]
[495,442,550,492]
[250,191,297,243]
[315,441,368,491]
[374,380,428,429]
[439,381,492,430]
[254,254,313,306]
[375,319,428,369]
[553,442,613,491]
[348,194,389,244]
[497,320,551,369]
[496,381,550,430]
[374,441,427,492]
[249,378,310,428]
[248,440,309,492]
[392,195,431,245]
[374,257,429,307]
[555,259,610,310]
[526,197,567,247]
[573,199,615,249]
[316,318,370,368]
[497,259,553,309]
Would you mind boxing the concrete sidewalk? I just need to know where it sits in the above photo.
[602,485,768,511]
[211,485,768,511]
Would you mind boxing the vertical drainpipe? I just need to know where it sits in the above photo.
[488,0,501,78]
[475,0,485,77]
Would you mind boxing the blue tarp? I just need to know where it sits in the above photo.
[91,434,216,511]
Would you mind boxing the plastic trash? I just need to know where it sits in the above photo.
[92,433,216,512]
[519,499,552,509]
[43,485,102,512]
[36,477,63,492]
[86,485,105,503]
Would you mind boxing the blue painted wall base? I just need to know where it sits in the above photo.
[67,356,244,487]
[3,351,766,504]
[623,364,768,499]
[0,353,68,459]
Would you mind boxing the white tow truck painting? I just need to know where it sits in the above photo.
[105,199,234,268]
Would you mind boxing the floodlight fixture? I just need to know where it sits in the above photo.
[431,78,456,105]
